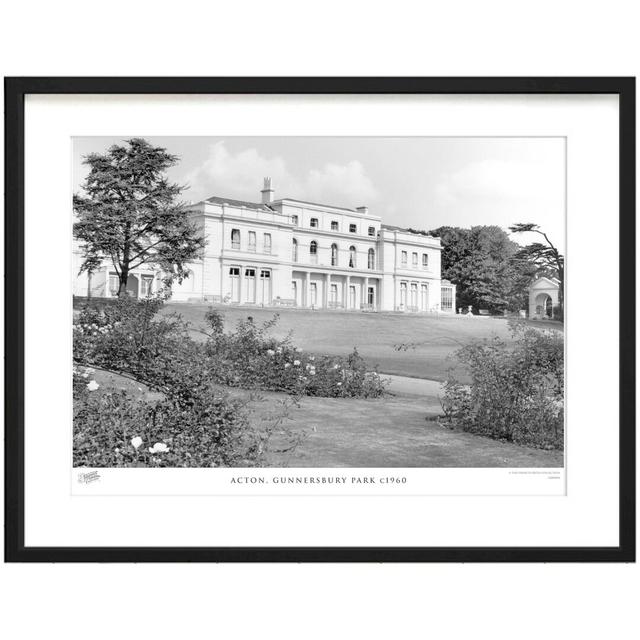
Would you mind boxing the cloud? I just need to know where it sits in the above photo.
[434,159,564,208]
[182,143,378,207]
[304,161,378,207]
[182,142,293,202]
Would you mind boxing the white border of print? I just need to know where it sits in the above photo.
[24,94,618,548]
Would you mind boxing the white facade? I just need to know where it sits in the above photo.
[73,179,456,313]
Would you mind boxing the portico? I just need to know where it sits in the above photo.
[291,269,381,310]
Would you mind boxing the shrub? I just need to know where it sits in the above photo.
[73,297,386,467]
[74,367,259,467]
[201,311,387,398]
[440,321,564,449]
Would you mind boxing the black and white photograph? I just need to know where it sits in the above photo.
[72,136,565,472]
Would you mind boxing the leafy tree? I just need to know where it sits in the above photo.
[73,138,204,296]
[429,225,537,313]
[509,223,564,312]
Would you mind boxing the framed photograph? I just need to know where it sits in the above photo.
[4,77,635,562]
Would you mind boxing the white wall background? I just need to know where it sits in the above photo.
[1,1,638,639]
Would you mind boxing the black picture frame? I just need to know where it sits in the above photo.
[4,77,635,563]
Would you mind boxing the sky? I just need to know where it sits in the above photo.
[73,136,566,249]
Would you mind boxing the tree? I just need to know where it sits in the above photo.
[73,138,204,296]
[509,223,564,312]
[429,225,537,313]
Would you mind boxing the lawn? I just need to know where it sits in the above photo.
[88,369,563,468]
[161,302,563,381]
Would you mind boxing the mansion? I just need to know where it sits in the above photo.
[73,179,456,314]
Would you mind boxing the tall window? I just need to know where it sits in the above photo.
[401,250,407,266]
[263,233,272,254]
[422,253,429,269]
[310,217,318,228]
[248,231,256,252]
[245,268,256,303]
[368,248,375,270]
[331,243,338,266]
[109,273,119,297]
[331,220,339,231]
[310,240,318,264]
[231,228,240,250]
[292,238,298,262]
[368,226,375,236]
[349,246,356,268]
[412,252,418,267]
[141,275,154,297]
[349,223,357,233]
[291,214,298,226]
[441,287,453,311]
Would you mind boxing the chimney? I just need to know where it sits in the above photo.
[261,177,275,204]
[356,206,369,215]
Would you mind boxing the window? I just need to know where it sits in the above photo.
[400,281,407,308]
[291,214,298,226]
[330,284,338,306]
[367,248,375,270]
[310,217,318,228]
[310,240,318,264]
[422,253,429,269]
[368,226,375,236]
[331,243,338,266]
[260,269,270,279]
[231,228,240,250]
[349,246,356,268]
[263,233,272,254]
[248,231,256,252]
[245,268,256,303]
[141,275,154,297]
[229,267,240,276]
[412,252,418,267]
[292,238,298,262]
[109,273,119,296]
[401,250,407,266]
[349,223,357,233]
[331,220,339,231]
[441,286,453,311]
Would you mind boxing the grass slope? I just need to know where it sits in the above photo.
[163,303,563,381]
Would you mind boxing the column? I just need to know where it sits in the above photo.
[345,275,351,309]
[304,271,310,307]
[324,273,331,309]
[364,277,369,309]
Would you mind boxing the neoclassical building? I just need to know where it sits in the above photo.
[73,179,456,313]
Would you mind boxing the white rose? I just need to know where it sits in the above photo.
[149,442,170,453]
[130,436,143,449]
[86,380,100,391]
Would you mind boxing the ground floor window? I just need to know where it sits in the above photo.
[229,266,241,302]
[421,284,429,311]
[400,281,407,308]
[441,286,453,311]
[330,283,338,305]
[259,269,271,304]
[310,282,317,306]
[410,283,418,309]
[140,275,154,297]
[367,286,374,306]
[245,268,256,303]
[109,273,119,297]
